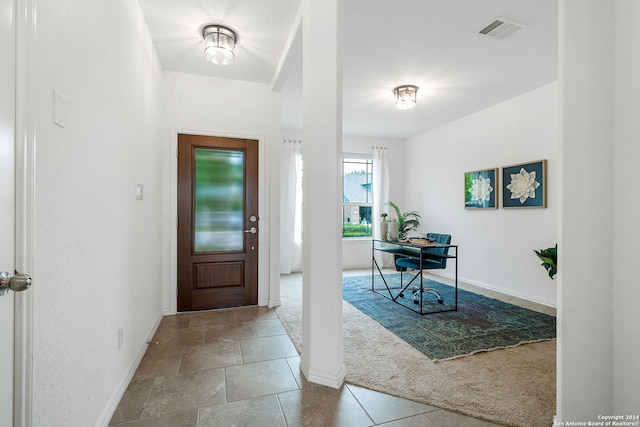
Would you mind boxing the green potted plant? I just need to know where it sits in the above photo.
[534,244,557,279]
[387,201,421,240]
[387,201,422,271]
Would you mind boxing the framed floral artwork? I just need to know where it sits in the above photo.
[502,160,547,208]
[464,168,498,209]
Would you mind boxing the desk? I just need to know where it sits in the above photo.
[372,239,458,315]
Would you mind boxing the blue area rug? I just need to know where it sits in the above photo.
[343,274,556,361]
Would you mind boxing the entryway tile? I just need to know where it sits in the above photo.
[239,334,298,363]
[158,314,192,330]
[110,409,198,427]
[346,384,437,424]
[179,341,243,373]
[109,378,154,425]
[204,322,256,342]
[141,369,226,419]
[151,326,206,347]
[225,359,299,402]
[189,309,237,328]
[198,395,286,427]
[234,306,278,322]
[285,356,304,388]
[133,345,183,380]
[278,383,374,427]
[377,409,504,427]
[252,318,287,337]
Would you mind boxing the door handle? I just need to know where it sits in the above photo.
[244,227,257,234]
[0,271,32,296]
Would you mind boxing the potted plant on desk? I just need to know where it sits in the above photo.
[388,201,421,240]
[388,201,422,270]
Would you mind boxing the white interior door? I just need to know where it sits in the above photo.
[0,0,16,424]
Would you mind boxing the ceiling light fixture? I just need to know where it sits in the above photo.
[202,24,238,65]
[393,85,418,110]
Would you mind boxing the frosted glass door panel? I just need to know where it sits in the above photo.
[194,149,244,252]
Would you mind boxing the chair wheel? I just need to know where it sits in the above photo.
[399,293,404,298]
[438,299,444,304]
[413,300,419,305]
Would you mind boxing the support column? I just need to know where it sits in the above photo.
[558,0,614,421]
[300,0,345,388]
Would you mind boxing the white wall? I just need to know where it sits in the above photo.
[33,0,164,425]
[281,130,405,269]
[404,83,559,306]
[162,71,281,309]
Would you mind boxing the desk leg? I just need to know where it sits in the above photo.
[419,252,424,314]
[371,241,378,292]
[372,254,393,297]
[455,247,458,311]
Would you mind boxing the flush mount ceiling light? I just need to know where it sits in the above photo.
[202,24,238,65]
[393,85,418,110]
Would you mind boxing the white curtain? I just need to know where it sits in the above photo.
[372,147,392,267]
[280,139,303,274]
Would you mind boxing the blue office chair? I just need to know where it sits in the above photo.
[396,233,452,305]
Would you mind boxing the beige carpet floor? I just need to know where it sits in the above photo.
[275,271,556,427]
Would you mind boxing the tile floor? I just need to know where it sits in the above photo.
[109,301,504,426]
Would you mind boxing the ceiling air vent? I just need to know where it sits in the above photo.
[477,17,524,40]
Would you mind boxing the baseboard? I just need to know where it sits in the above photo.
[95,311,164,427]
[300,362,346,389]
[431,272,557,309]
[268,298,282,308]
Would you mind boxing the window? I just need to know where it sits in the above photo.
[342,156,373,238]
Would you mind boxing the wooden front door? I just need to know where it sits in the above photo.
[177,134,259,311]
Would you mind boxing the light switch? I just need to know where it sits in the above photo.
[135,184,144,200]
[53,90,65,128]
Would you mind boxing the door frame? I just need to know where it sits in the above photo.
[14,0,36,424]
[169,129,269,314]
